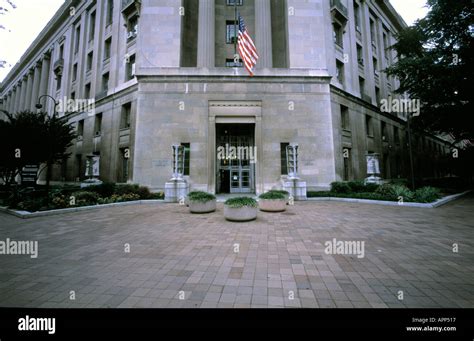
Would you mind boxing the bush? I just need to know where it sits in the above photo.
[414,186,441,203]
[330,182,351,193]
[17,197,47,212]
[375,184,414,201]
[364,183,380,193]
[188,191,216,202]
[268,190,289,196]
[51,194,70,209]
[114,184,140,196]
[346,180,366,193]
[136,186,152,199]
[71,191,100,206]
[225,197,257,208]
[84,182,116,198]
[149,191,164,200]
[259,191,286,200]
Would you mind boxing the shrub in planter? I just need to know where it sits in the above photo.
[187,191,216,213]
[17,197,47,212]
[363,183,380,193]
[268,189,290,204]
[136,186,152,199]
[414,186,441,203]
[114,184,140,196]
[71,191,100,206]
[330,182,351,193]
[258,191,287,212]
[51,194,70,209]
[224,197,257,222]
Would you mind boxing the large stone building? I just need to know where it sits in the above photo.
[0,0,451,194]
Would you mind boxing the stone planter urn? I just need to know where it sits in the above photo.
[187,191,216,214]
[258,191,288,212]
[258,198,287,212]
[224,197,258,222]
[268,190,290,205]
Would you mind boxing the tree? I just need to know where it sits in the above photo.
[0,111,75,197]
[386,0,473,144]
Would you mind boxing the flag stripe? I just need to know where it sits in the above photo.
[237,14,258,76]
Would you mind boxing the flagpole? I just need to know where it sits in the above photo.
[234,1,237,62]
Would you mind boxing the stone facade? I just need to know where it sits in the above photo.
[0,0,452,193]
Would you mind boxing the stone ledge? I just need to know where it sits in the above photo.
[0,200,166,219]
[307,191,470,208]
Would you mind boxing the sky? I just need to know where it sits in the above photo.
[0,0,429,83]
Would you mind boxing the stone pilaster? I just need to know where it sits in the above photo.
[197,0,215,68]
[255,0,272,68]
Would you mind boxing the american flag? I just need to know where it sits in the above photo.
[237,14,259,76]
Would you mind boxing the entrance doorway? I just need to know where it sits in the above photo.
[216,123,255,194]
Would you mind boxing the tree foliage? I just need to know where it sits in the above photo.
[386,0,473,143]
[0,111,76,186]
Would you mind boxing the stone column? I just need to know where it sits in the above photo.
[38,54,51,99]
[255,0,273,68]
[15,79,25,112]
[25,71,34,111]
[10,87,17,113]
[21,76,28,111]
[30,62,42,111]
[197,0,215,68]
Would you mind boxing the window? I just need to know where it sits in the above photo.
[75,154,82,181]
[343,148,352,181]
[56,74,62,91]
[74,26,81,53]
[225,58,243,67]
[84,83,91,99]
[72,63,78,81]
[102,72,109,92]
[126,54,136,81]
[341,105,349,130]
[373,57,378,74]
[280,142,289,175]
[119,148,129,183]
[357,44,364,65]
[89,11,96,42]
[94,113,102,136]
[383,153,389,179]
[336,60,344,84]
[87,51,93,71]
[77,119,84,137]
[181,143,190,176]
[381,121,387,141]
[365,115,373,136]
[121,103,131,129]
[70,91,76,100]
[370,18,376,45]
[226,21,238,44]
[333,22,343,47]
[106,0,113,25]
[359,77,365,94]
[394,126,400,145]
[59,44,64,59]
[104,38,112,60]
[127,15,138,40]
[375,87,381,105]
[354,2,361,32]
[227,0,243,5]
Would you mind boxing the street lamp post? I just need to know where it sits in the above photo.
[35,95,58,117]
[406,112,416,191]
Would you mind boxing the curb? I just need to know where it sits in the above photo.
[307,190,470,208]
[0,199,167,219]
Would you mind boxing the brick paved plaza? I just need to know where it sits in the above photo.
[0,196,473,308]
